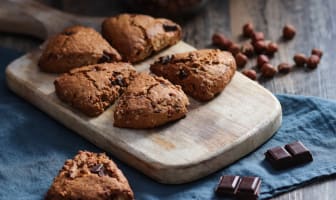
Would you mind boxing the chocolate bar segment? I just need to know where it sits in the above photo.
[265,146,292,170]
[215,175,261,199]
[285,141,313,164]
[215,175,241,196]
[265,141,313,170]
[236,176,261,200]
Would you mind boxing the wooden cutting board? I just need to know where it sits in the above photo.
[2,0,282,184]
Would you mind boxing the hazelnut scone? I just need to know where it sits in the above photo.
[114,73,189,129]
[102,14,182,63]
[54,63,136,117]
[150,49,236,101]
[39,26,121,73]
[45,151,134,200]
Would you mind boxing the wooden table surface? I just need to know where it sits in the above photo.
[1,0,335,199]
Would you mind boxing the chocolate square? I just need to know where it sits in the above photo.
[285,141,313,164]
[265,146,292,169]
[215,175,241,196]
[236,176,261,200]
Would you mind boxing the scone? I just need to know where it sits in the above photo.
[54,63,136,117]
[39,26,121,73]
[150,49,236,101]
[45,151,134,200]
[102,14,182,63]
[114,73,189,129]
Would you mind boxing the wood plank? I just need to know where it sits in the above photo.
[5,41,281,184]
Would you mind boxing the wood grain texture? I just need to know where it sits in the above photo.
[1,0,336,198]
[6,41,281,184]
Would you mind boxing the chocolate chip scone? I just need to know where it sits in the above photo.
[39,26,121,73]
[114,73,189,129]
[150,49,236,101]
[45,151,134,200]
[54,63,136,117]
[102,14,182,63]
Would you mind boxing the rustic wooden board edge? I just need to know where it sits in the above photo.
[5,42,282,184]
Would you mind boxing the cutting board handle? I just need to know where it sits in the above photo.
[0,0,103,39]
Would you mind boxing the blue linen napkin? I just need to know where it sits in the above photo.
[1,47,336,200]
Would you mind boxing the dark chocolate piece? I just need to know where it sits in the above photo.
[163,24,178,32]
[90,163,104,173]
[178,69,188,79]
[215,175,241,196]
[159,55,173,64]
[265,146,292,170]
[236,176,261,200]
[285,141,313,164]
[215,175,261,199]
[112,75,126,87]
[90,163,106,176]
[265,141,313,170]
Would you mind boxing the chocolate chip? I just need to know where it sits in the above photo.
[90,163,106,177]
[63,31,75,36]
[99,51,112,63]
[98,169,105,177]
[90,163,104,173]
[159,55,174,64]
[112,75,126,87]
[163,24,178,32]
[178,69,188,79]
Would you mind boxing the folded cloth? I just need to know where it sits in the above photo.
[1,47,336,200]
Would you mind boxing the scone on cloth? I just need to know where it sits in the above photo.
[150,49,236,101]
[45,151,134,200]
[114,73,189,129]
[39,26,121,73]
[102,14,182,63]
[54,63,136,117]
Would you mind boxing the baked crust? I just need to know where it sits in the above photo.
[39,26,121,73]
[150,49,236,101]
[45,151,134,200]
[114,73,189,128]
[54,63,136,117]
[102,14,182,63]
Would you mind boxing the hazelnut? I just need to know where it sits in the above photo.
[241,43,254,57]
[261,63,277,78]
[293,53,307,67]
[257,54,269,68]
[253,40,267,54]
[311,48,323,58]
[307,55,320,69]
[278,63,292,73]
[243,22,254,38]
[251,32,265,42]
[235,53,248,68]
[212,33,233,50]
[266,42,278,56]
[242,69,257,80]
[229,43,240,56]
[283,24,296,40]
